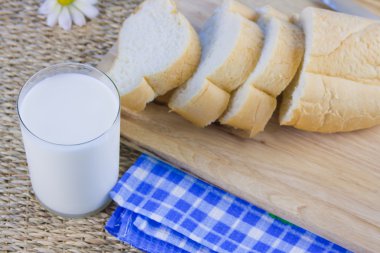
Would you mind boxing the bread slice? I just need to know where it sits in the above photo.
[221,84,276,135]
[155,0,257,107]
[280,7,380,132]
[169,1,263,127]
[108,0,201,111]
[220,7,304,136]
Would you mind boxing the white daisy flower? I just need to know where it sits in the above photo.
[39,0,99,30]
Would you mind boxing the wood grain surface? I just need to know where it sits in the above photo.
[99,1,380,252]
[353,0,380,15]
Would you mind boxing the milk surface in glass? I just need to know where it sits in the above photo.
[17,63,120,217]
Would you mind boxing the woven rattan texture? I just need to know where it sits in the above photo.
[0,0,144,252]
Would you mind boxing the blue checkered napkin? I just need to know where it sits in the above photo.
[106,154,350,253]
[106,207,189,253]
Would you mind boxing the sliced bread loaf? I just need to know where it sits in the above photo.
[220,7,304,136]
[169,1,263,127]
[280,7,380,132]
[108,0,201,111]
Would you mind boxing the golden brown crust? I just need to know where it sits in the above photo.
[169,2,263,127]
[169,79,230,127]
[220,86,276,135]
[220,14,304,137]
[280,8,380,133]
[305,22,380,86]
[280,73,380,132]
[109,0,201,112]
[155,90,175,105]
[120,78,155,112]
[248,20,304,96]
[222,0,258,21]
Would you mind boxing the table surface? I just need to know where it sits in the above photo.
[6,0,376,252]
[0,0,143,252]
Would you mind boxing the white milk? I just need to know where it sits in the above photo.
[19,71,120,217]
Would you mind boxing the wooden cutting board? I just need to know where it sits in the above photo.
[99,1,380,252]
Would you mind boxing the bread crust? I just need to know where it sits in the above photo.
[280,73,380,132]
[169,2,263,127]
[220,86,276,135]
[248,20,304,96]
[222,0,258,21]
[155,90,175,105]
[169,79,230,127]
[280,8,380,133]
[220,14,304,136]
[109,0,201,112]
[120,78,155,111]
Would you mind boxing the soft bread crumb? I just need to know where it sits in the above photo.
[220,7,304,136]
[108,0,200,111]
[169,2,263,127]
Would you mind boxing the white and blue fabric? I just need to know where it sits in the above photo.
[105,154,350,253]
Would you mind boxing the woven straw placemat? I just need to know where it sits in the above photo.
[0,0,144,252]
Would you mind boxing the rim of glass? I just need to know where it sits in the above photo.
[16,62,121,147]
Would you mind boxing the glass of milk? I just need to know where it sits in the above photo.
[17,63,120,218]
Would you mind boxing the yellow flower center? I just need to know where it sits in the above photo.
[58,0,75,6]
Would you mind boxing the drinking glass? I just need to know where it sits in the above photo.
[17,63,120,218]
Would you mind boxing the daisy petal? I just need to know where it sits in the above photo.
[77,0,98,5]
[69,6,86,26]
[39,0,56,15]
[47,4,62,27]
[58,7,72,30]
[73,0,99,19]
